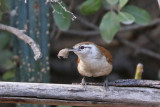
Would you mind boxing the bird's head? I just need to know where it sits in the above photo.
[68,42,100,59]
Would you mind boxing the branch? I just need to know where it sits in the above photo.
[77,16,98,30]
[119,18,160,32]
[62,18,160,36]
[0,24,42,60]
[63,29,98,36]
[0,80,160,106]
[116,36,160,60]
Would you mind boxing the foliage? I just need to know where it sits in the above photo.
[99,0,151,43]
[0,0,8,21]
[100,11,120,43]
[50,1,76,31]
[2,70,15,81]
[51,0,151,43]
[80,0,103,15]
[0,12,2,21]
[0,32,15,81]
[122,5,151,25]
[119,0,128,9]
[0,50,14,70]
[117,12,135,25]
[53,2,71,31]
[0,0,14,81]
[0,32,11,50]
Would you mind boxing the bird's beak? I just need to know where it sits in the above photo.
[68,48,80,52]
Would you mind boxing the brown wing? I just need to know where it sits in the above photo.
[98,46,113,64]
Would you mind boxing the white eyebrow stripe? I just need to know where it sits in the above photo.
[84,47,91,49]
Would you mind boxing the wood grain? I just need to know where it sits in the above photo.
[0,80,160,106]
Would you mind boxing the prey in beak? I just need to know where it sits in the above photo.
[57,48,80,59]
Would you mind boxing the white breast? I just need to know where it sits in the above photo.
[78,56,112,77]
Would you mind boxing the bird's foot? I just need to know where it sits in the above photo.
[80,77,87,90]
[103,77,109,90]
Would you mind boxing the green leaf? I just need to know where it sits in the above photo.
[0,11,2,21]
[100,11,120,43]
[118,12,135,25]
[0,31,11,50]
[107,0,119,5]
[0,0,8,11]
[80,0,103,15]
[122,5,151,25]
[119,0,128,9]
[4,59,15,69]
[2,70,15,81]
[0,50,14,69]
[53,2,71,31]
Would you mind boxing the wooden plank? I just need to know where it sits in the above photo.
[0,81,160,106]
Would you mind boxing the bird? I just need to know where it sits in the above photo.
[68,41,113,88]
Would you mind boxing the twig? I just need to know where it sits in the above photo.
[120,18,160,31]
[69,0,75,11]
[116,36,160,60]
[54,30,62,41]
[63,30,98,36]
[77,16,98,30]
[0,24,42,60]
[62,18,160,36]
[50,23,57,41]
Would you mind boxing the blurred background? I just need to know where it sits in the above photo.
[0,0,160,107]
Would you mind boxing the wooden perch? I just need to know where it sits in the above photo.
[0,79,160,107]
[0,24,42,60]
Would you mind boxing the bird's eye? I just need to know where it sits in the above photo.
[80,46,84,49]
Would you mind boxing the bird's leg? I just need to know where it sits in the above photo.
[81,77,87,89]
[103,76,109,90]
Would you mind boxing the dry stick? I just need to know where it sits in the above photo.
[0,24,42,60]
[63,18,160,36]
[116,36,160,60]
[77,16,98,30]
[54,30,62,41]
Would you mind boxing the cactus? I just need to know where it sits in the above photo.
[10,0,50,107]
